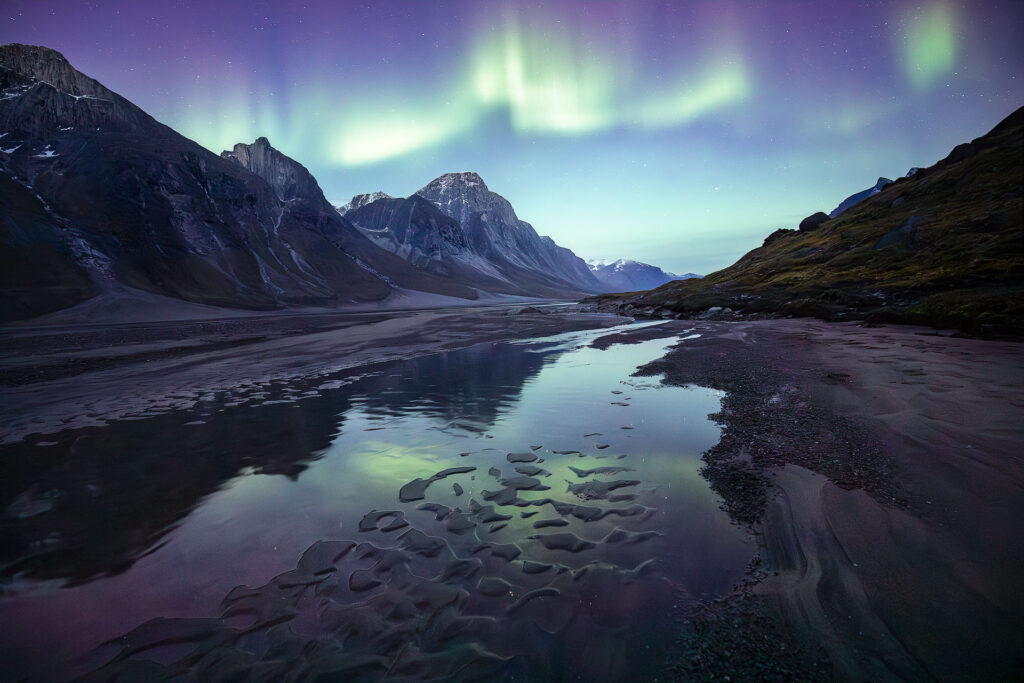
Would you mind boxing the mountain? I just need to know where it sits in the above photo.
[829,176,893,218]
[342,173,604,297]
[414,172,603,295]
[343,194,517,291]
[586,105,1024,334]
[587,258,699,292]
[216,136,478,299]
[337,191,391,215]
[0,43,475,321]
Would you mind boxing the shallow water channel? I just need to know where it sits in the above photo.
[1,323,752,680]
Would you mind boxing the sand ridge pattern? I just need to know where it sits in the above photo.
[80,446,675,681]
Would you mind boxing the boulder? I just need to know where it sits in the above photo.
[798,212,830,232]
[874,215,926,250]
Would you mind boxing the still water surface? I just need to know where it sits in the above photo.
[0,323,751,680]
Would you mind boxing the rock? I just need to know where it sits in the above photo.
[798,212,830,232]
[875,215,926,250]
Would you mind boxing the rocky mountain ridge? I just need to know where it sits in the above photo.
[337,191,392,215]
[587,258,700,292]
[415,172,602,293]
[586,105,1024,334]
[829,176,894,218]
[0,43,476,321]
[340,172,604,297]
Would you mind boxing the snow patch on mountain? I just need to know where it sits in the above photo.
[337,191,392,215]
[587,258,700,293]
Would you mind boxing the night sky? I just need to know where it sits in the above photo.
[2,1,1022,275]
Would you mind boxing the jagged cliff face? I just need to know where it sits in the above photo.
[221,137,324,203]
[415,172,511,227]
[415,172,603,294]
[0,44,475,320]
[340,172,604,297]
[346,196,471,274]
[0,43,156,139]
[539,236,603,289]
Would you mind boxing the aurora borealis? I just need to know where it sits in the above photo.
[2,1,1021,274]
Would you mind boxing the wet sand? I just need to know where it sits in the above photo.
[637,319,1024,680]
[0,304,626,445]
[2,311,747,681]
[2,311,1022,680]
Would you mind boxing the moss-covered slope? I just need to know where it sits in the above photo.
[587,105,1024,334]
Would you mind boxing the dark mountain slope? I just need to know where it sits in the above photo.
[587,258,698,292]
[220,138,478,300]
[347,192,591,297]
[346,193,537,293]
[829,176,893,218]
[342,173,605,297]
[336,191,392,215]
[0,172,95,319]
[587,105,1024,334]
[345,194,472,274]
[0,44,473,322]
[415,172,603,295]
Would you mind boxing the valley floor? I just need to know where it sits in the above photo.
[0,303,623,445]
[632,318,1024,681]
[1,309,1021,680]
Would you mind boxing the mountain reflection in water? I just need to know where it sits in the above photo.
[0,326,751,681]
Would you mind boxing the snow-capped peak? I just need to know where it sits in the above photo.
[419,171,488,196]
[587,258,634,272]
[337,191,392,215]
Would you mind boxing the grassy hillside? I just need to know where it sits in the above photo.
[587,106,1024,334]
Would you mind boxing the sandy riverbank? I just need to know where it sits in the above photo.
[0,305,628,445]
[2,312,1021,680]
[632,318,1024,681]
